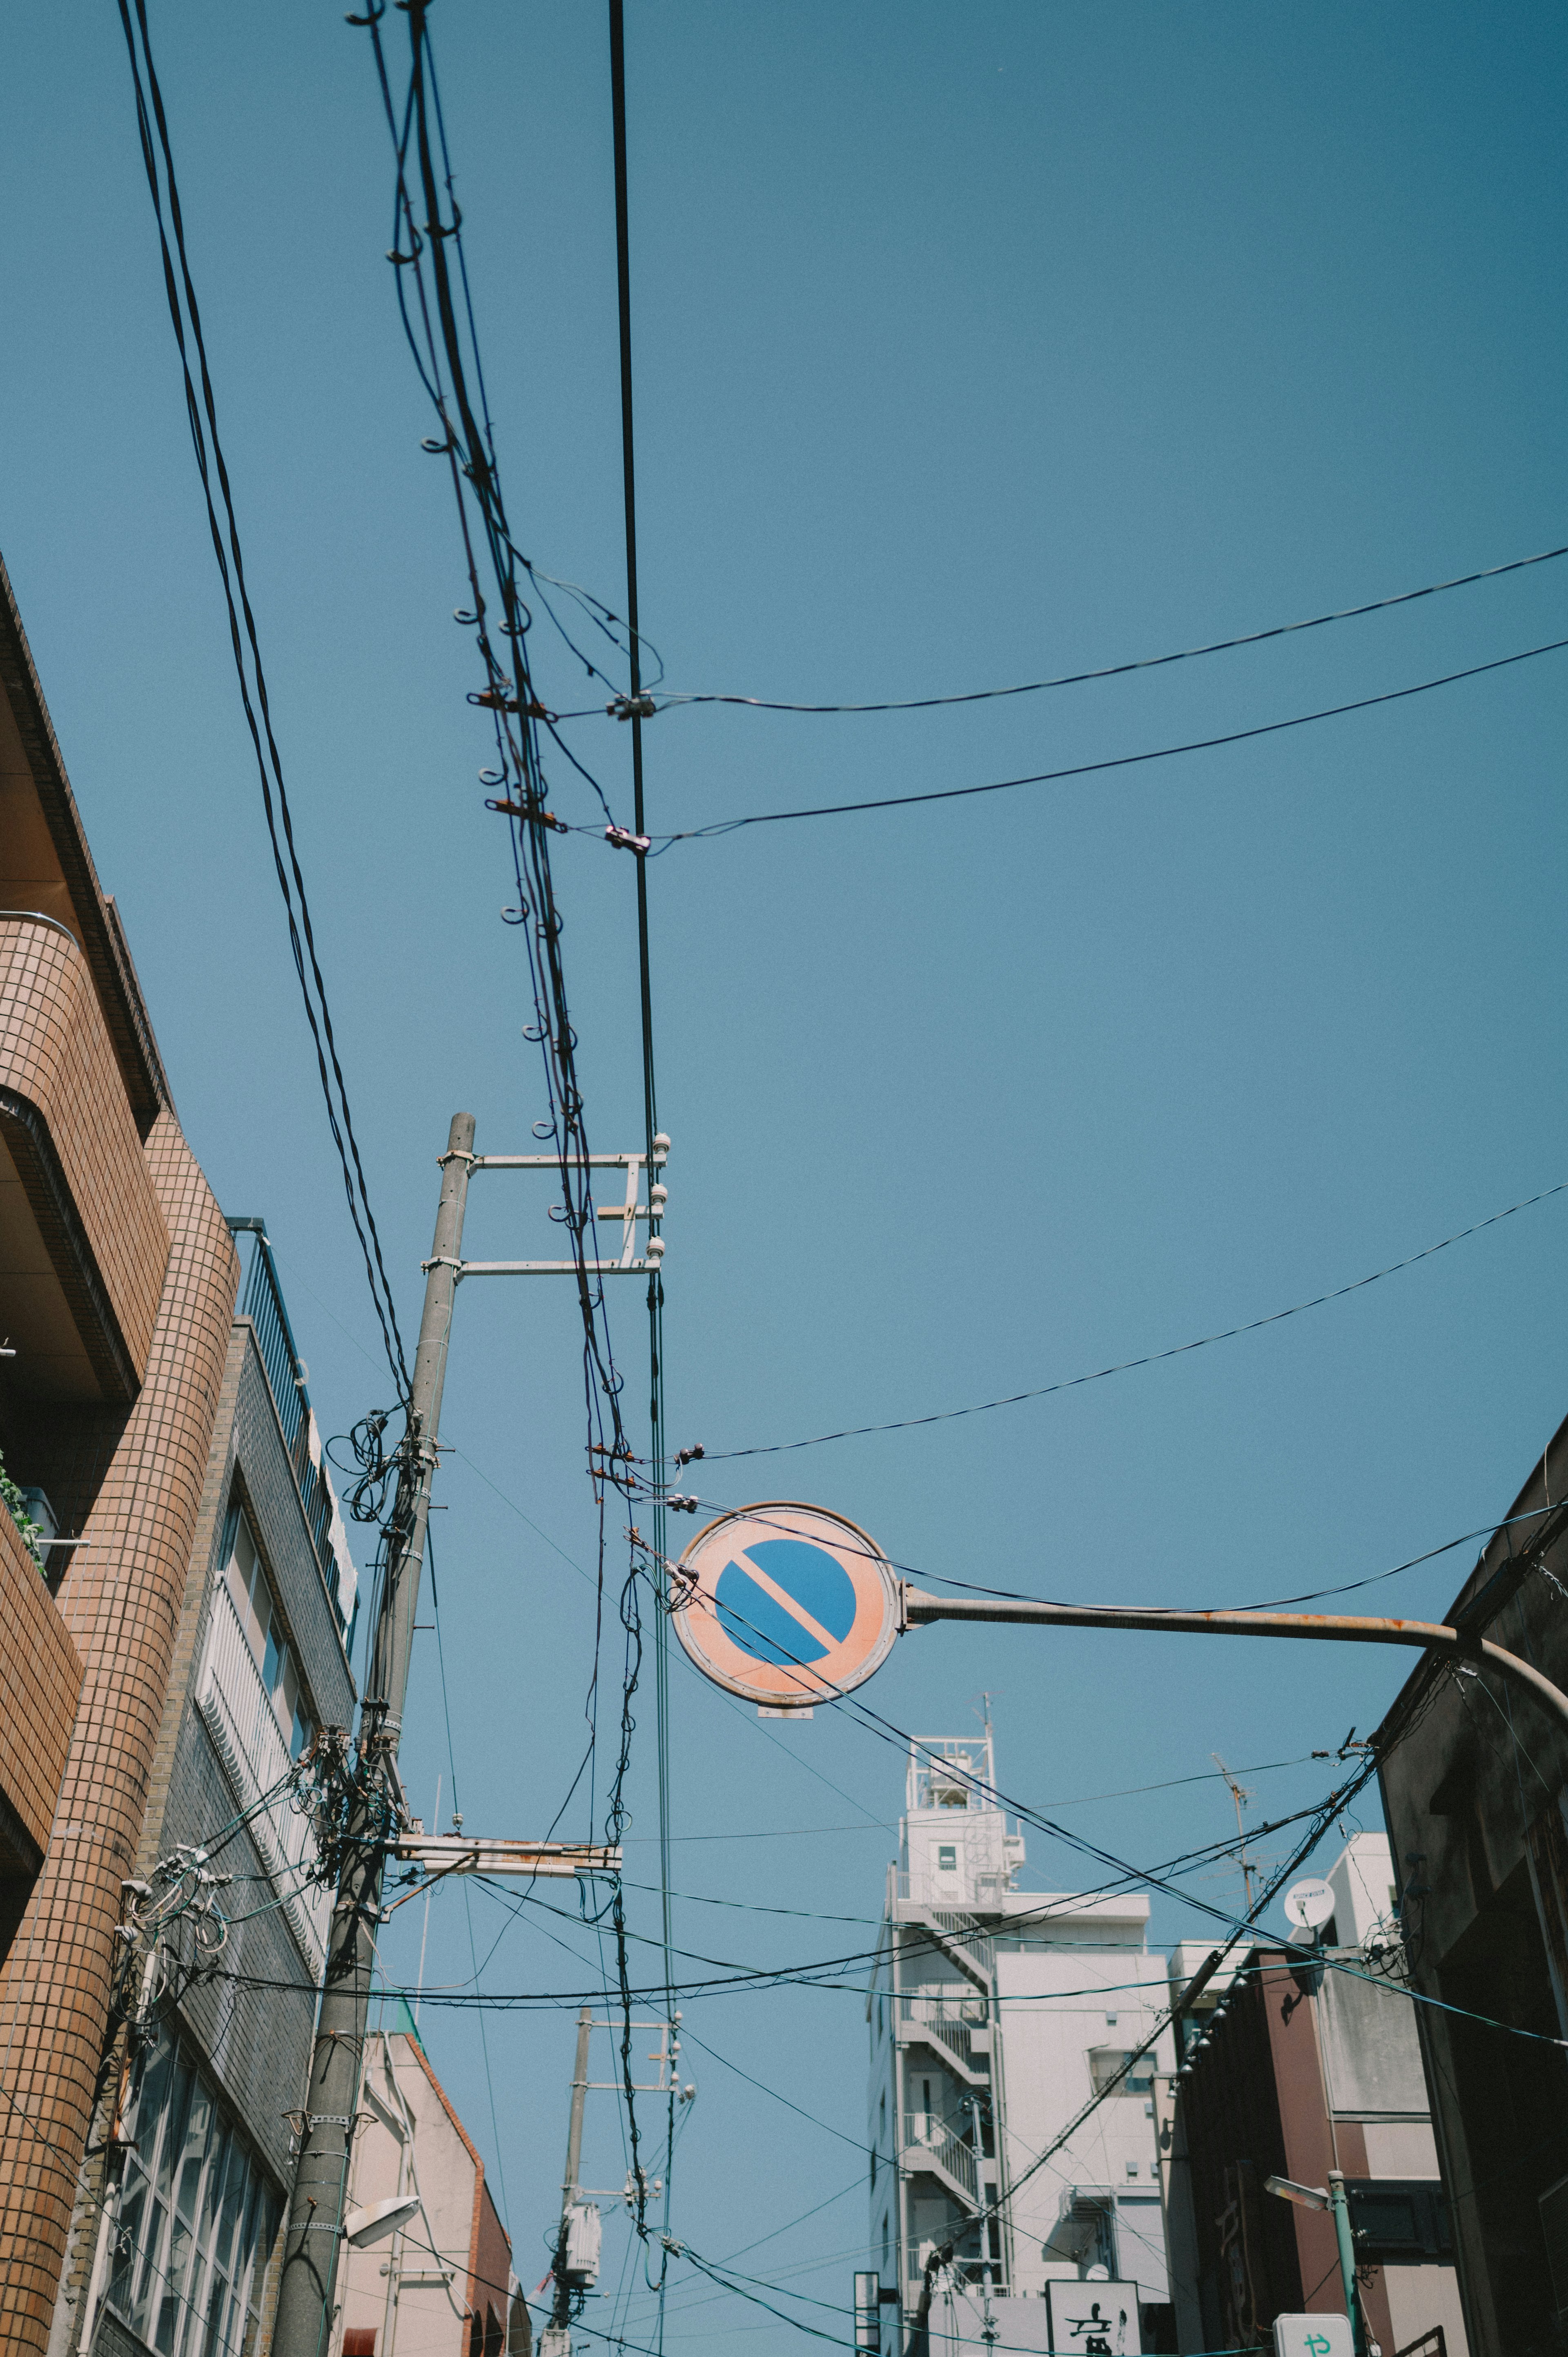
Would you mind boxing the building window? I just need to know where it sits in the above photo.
[103,2029,279,2357]
[937,1846,958,1873]
[225,1509,314,1760]
[198,1503,331,1965]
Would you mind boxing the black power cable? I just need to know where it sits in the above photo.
[643,540,1568,716]
[646,633,1568,844]
[354,0,669,2274]
[115,0,412,1399]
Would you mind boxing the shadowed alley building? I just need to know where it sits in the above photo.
[1376,1414,1568,2357]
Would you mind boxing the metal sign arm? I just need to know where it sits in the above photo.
[900,1587,1568,1734]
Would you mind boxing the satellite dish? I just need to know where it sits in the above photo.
[1283,1878,1334,1933]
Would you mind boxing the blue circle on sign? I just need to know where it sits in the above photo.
[715,1539,857,1666]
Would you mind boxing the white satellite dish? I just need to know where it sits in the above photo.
[1283,1877,1334,1933]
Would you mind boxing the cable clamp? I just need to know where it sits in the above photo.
[486,796,570,832]
[608,693,657,722]
[605,825,652,855]
[421,1254,464,1275]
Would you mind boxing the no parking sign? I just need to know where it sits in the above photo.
[671,1501,900,1710]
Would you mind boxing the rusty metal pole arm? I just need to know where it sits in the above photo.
[899,1589,1568,1736]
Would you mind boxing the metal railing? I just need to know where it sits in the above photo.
[900,1993,988,2079]
[227,1221,350,1630]
[902,2112,980,2206]
[197,1579,330,1967]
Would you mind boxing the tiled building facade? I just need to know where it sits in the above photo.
[51,1240,358,2357]
[0,552,356,2353]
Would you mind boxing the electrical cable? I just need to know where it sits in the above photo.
[644,633,1568,844]
[354,3,673,2280]
[607,8,681,2333]
[701,1174,1568,1458]
[115,0,411,1399]
[656,1485,1562,1620]
[639,540,1568,714]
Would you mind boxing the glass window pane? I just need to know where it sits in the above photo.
[214,2141,248,2276]
[156,2212,194,2354]
[105,2178,147,2317]
[175,2085,214,2220]
[131,2038,176,2184]
[200,2277,233,2357]
[131,2195,167,2337]
[156,2060,195,2207]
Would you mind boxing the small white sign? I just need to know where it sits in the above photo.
[1045,2280,1142,2354]
[1273,2313,1354,2357]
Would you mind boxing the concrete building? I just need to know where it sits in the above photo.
[0,553,246,2349]
[1163,1832,1466,2357]
[49,1222,359,2356]
[1376,1414,1568,2357]
[869,1733,1175,2351]
[332,2007,521,2357]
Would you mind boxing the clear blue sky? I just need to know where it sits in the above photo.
[4,4,1566,2347]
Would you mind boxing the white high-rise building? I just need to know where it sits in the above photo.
[868,1732,1176,2347]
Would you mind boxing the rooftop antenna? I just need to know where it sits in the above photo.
[1212,1753,1257,1911]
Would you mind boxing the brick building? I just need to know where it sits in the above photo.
[1162,1835,1467,2357]
[50,1221,359,2355]
[0,551,356,2353]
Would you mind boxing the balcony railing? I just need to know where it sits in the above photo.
[197,1579,330,1967]
[227,1220,355,1632]
[902,2112,980,2206]
[900,1993,988,2079]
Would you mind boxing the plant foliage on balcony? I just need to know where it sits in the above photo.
[0,1452,46,1570]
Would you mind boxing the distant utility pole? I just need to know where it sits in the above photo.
[540,2008,595,2357]
[1212,1753,1256,1911]
[271,1113,476,2357]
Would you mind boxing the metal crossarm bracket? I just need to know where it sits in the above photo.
[456,1140,668,1276]
[389,1835,621,1878]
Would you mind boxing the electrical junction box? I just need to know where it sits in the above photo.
[565,2200,602,2286]
[1273,2315,1354,2357]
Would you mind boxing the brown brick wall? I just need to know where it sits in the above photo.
[0,1111,237,2350]
[0,1504,82,1865]
[0,916,168,1388]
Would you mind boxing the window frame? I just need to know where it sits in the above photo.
[221,1502,316,1762]
[103,2027,280,2357]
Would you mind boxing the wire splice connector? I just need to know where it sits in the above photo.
[605,824,652,855]
[608,693,657,722]
[485,797,569,832]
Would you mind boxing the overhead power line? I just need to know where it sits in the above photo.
[115,0,411,1398]
[640,540,1568,716]
[644,633,1568,844]
[704,1172,1568,1458]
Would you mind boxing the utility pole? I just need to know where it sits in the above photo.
[540,2008,595,2357]
[968,2098,998,2347]
[272,1112,475,2357]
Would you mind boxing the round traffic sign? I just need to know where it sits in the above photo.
[670,1502,900,1709]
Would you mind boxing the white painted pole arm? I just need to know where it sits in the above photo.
[899,1587,1568,1735]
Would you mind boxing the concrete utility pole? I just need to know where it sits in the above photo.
[272,1113,475,2357]
[540,2007,595,2357]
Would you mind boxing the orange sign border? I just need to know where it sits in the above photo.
[670,1500,901,1707]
